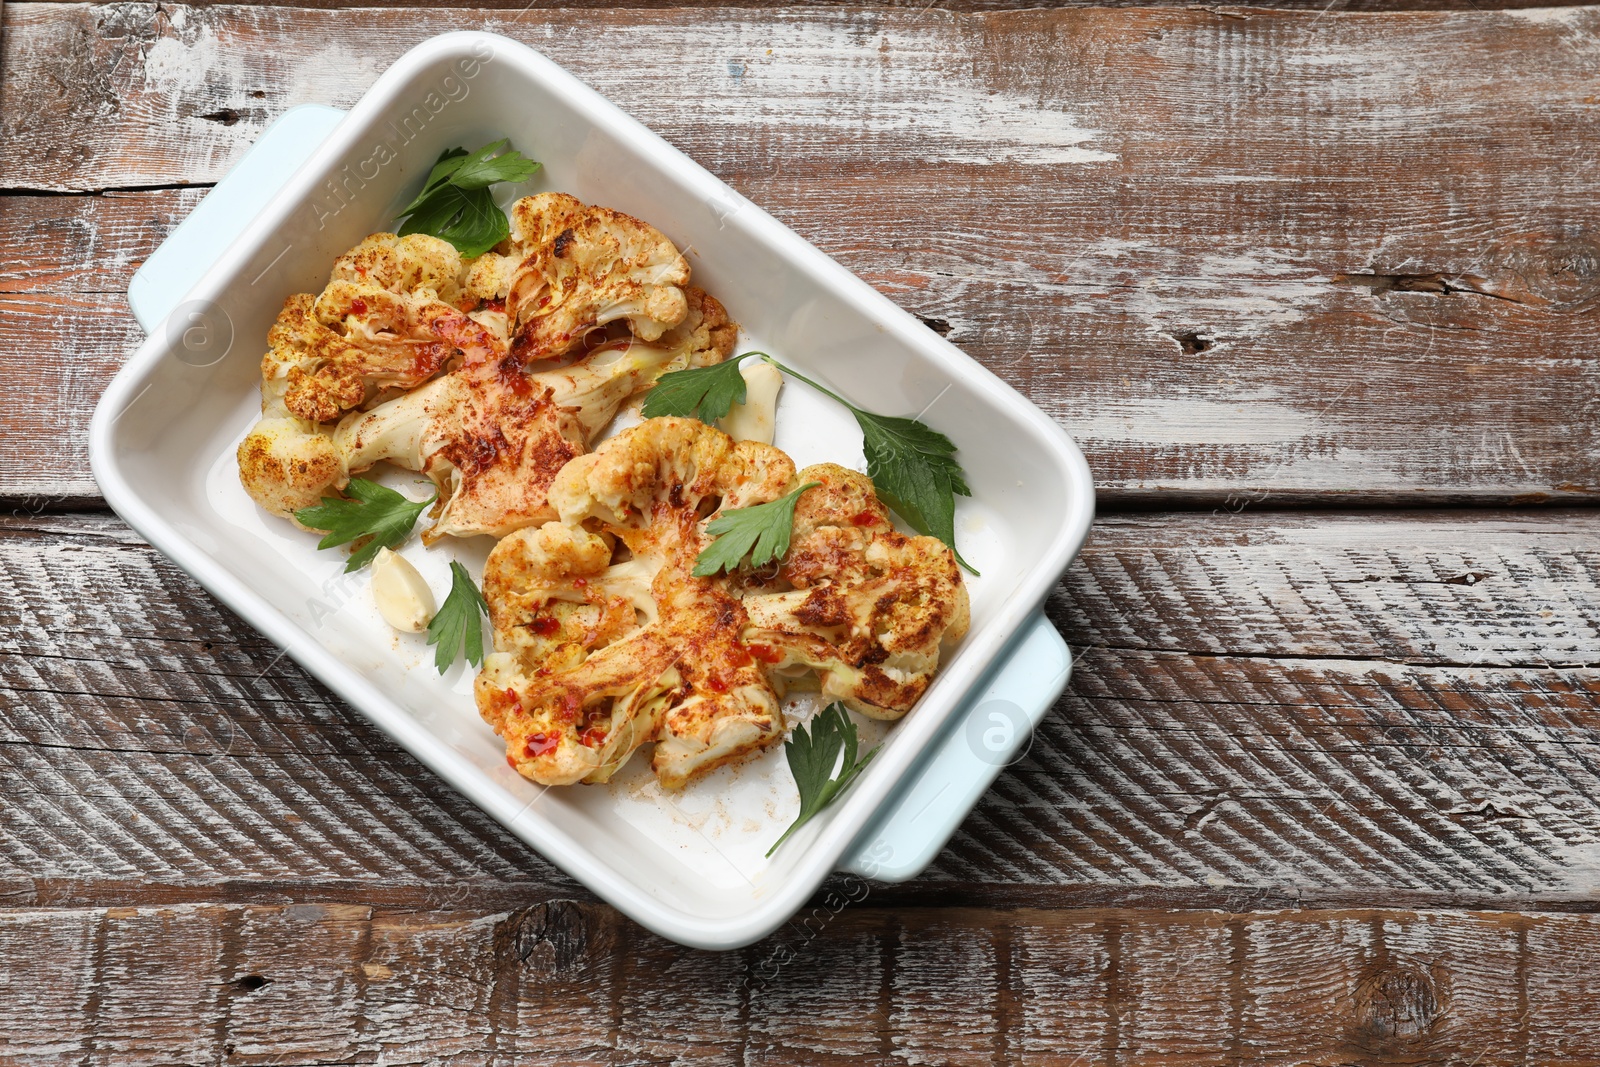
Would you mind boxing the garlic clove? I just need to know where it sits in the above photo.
[371,547,437,633]
[718,361,783,445]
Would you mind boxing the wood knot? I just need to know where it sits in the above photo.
[1349,962,1445,1053]
[503,900,606,978]
[1478,235,1600,306]
[1169,330,1214,355]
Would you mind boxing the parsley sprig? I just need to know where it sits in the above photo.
[775,360,975,575]
[646,355,977,574]
[693,482,820,577]
[767,703,879,857]
[640,352,757,423]
[397,139,541,258]
[295,479,436,572]
[426,561,490,674]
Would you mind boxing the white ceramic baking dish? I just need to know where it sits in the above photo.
[91,32,1094,949]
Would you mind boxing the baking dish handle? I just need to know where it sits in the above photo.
[126,104,1076,888]
[127,104,350,333]
[838,610,1071,882]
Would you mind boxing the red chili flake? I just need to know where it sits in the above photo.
[579,727,607,748]
[747,643,781,664]
[850,510,879,527]
[707,674,730,693]
[530,616,560,637]
[506,755,517,769]
[539,295,551,308]
[572,577,588,588]
[557,693,584,723]
[483,298,505,314]
[349,298,367,316]
[502,687,524,715]
[525,733,560,758]
[499,363,535,396]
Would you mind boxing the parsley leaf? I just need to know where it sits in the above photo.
[294,479,436,572]
[858,415,970,566]
[764,359,978,575]
[396,139,541,259]
[766,703,879,857]
[425,561,490,674]
[398,147,469,215]
[640,352,759,422]
[693,482,819,578]
[447,142,544,189]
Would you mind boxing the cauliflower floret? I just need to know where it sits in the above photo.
[654,286,738,373]
[236,417,345,518]
[237,206,732,534]
[331,345,640,541]
[259,233,487,424]
[330,232,465,301]
[739,463,970,719]
[506,193,690,363]
[460,252,519,312]
[476,418,796,789]
[265,278,502,425]
[238,205,729,551]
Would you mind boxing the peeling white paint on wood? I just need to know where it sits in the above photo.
[140,26,221,92]
[9,903,1600,1060]
[8,6,1600,502]
[1091,395,1318,445]
[590,17,1120,166]
[1060,247,1334,339]
[1505,5,1592,25]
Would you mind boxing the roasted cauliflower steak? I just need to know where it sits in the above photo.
[238,198,733,540]
[264,234,494,424]
[740,463,971,718]
[475,419,969,791]
[477,418,794,788]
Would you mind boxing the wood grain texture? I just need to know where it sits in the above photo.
[12,0,1589,9]
[6,4,1600,503]
[3,902,1600,1064]
[4,509,1599,913]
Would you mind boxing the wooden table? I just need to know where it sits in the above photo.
[5,0,1600,1060]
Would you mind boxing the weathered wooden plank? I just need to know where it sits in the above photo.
[10,0,1581,9]
[1056,510,1600,668]
[0,189,204,294]
[6,5,1600,502]
[1,903,1598,1064]
[3,509,1599,911]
